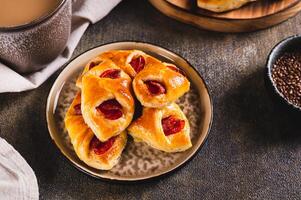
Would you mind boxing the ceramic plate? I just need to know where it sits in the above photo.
[46,41,213,181]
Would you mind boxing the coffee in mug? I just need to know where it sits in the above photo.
[0,0,72,73]
[0,0,61,27]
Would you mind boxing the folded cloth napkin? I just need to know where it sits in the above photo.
[0,0,122,93]
[0,138,39,200]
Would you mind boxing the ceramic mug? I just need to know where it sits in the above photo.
[0,0,72,73]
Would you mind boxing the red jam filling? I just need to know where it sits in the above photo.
[161,116,185,136]
[90,136,116,155]
[73,104,82,115]
[96,99,123,120]
[100,69,121,79]
[89,61,101,69]
[145,80,166,95]
[129,56,145,73]
[166,65,186,76]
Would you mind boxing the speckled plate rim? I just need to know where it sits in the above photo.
[46,41,213,181]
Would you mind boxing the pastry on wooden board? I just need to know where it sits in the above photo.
[64,93,127,170]
[128,103,192,153]
[197,0,256,12]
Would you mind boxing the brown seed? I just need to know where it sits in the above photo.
[272,52,301,107]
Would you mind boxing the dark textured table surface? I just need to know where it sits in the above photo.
[1,0,301,199]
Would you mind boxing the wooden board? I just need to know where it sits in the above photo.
[149,0,301,32]
[166,0,300,19]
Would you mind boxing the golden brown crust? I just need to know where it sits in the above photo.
[100,50,162,77]
[81,64,135,142]
[133,62,190,107]
[127,103,192,152]
[64,93,127,170]
[71,49,191,157]
[76,50,162,88]
[101,50,142,78]
[76,56,106,88]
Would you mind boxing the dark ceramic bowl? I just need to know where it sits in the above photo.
[266,35,301,111]
[0,0,72,73]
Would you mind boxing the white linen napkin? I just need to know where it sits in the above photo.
[0,138,39,200]
[0,0,122,93]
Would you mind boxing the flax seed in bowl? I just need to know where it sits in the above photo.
[267,35,301,111]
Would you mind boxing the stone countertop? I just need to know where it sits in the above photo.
[0,0,301,199]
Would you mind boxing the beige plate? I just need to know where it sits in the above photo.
[46,42,213,181]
